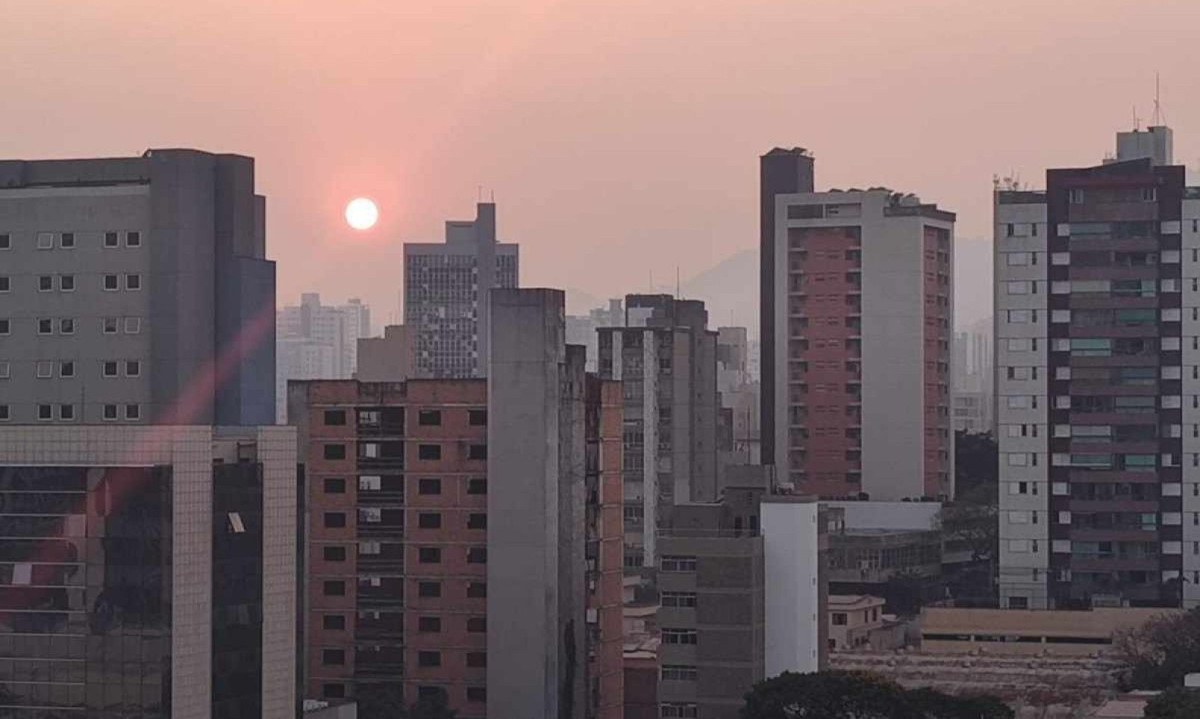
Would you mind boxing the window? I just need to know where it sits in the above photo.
[324,444,347,460]
[59,232,75,249]
[322,649,345,666]
[103,274,119,291]
[323,580,345,596]
[324,410,347,426]
[124,317,141,334]
[1069,189,1084,204]
[0,405,7,421]
[467,547,487,564]
[661,705,699,718]
[104,232,119,248]
[467,617,486,633]
[0,319,8,335]
[324,478,346,494]
[418,444,442,460]
[1006,281,1032,295]
[0,362,8,380]
[38,319,53,335]
[832,612,848,626]
[58,318,76,337]
[102,361,118,378]
[418,513,442,529]
[467,687,486,703]
[417,651,441,667]
[466,652,486,668]
[60,361,74,378]
[37,361,53,379]
[125,274,141,290]
[36,233,53,250]
[37,276,52,292]
[323,614,346,631]
[468,444,487,460]
[469,409,487,426]
[418,547,442,563]
[324,512,347,529]
[323,546,347,562]
[358,475,382,491]
[126,231,142,247]
[467,478,487,495]
[418,478,442,495]
[0,277,7,292]
[418,409,442,426]
[418,581,441,598]
[662,629,698,645]
[0,234,8,250]
[103,404,118,421]
[125,360,140,377]
[661,555,697,572]
[37,404,52,421]
[662,665,698,682]
[103,317,119,334]
[59,404,74,421]
[418,616,442,633]
[467,513,487,530]
[661,592,697,608]
[1008,596,1029,610]
[467,582,487,598]
[59,275,74,292]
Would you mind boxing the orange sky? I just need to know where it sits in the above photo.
[3,0,1198,326]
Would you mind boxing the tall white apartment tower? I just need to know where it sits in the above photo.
[996,126,1200,610]
[404,202,519,378]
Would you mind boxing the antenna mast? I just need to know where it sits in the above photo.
[1153,72,1166,125]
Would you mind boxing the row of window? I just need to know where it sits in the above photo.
[0,317,142,336]
[322,443,486,461]
[0,231,142,250]
[0,359,141,379]
[0,273,143,293]
[322,407,488,427]
[322,578,485,598]
[0,403,141,421]
[320,647,486,668]
[322,511,486,531]
[323,476,487,495]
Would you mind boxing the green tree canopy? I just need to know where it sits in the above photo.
[1114,607,1200,690]
[1145,687,1200,719]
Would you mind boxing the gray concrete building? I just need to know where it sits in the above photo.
[0,149,276,426]
[486,288,586,718]
[597,295,719,575]
[404,202,518,379]
[276,294,371,422]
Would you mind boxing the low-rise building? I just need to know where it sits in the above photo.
[919,606,1176,656]
[827,595,905,651]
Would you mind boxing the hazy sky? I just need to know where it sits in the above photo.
[4,0,1198,327]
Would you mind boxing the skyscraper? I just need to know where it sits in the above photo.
[995,125,1200,610]
[403,202,518,379]
[0,149,276,427]
[761,150,955,500]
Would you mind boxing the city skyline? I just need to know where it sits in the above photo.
[3,1,1196,324]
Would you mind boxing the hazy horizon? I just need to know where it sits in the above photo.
[4,0,1197,326]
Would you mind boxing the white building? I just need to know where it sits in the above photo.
[276,293,371,422]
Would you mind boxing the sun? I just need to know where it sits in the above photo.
[345,198,379,230]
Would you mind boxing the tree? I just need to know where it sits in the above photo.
[1114,608,1200,690]
[356,683,407,719]
[954,431,997,505]
[740,670,1013,719]
[406,689,457,719]
[1145,687,1200,718]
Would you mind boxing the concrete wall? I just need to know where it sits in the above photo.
[762,499,822,677]
[487,288,569,718]
[823,500,941,531]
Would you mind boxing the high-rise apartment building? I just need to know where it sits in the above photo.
[597,295,719,575]
[761,150,955,500]
[954,319,995,434]
[996,126,1200,610]
[0,425,298,719]
[0,149,276,426]
[290,288,624,718]
[276,294,372,422]
[717,326,760,469]
[403,203,518,379]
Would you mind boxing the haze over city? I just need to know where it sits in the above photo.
[4,0,1198,327]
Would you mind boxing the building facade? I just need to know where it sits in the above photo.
[762,151,955,501]
[403,203,518,379]
[291,288,624,719]
[277,294,372,423]
[0,425,298,719]
[0,149,276,426]
[597,295,719,575]
[995,127,1200,609]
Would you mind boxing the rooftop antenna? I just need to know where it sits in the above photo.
[1153,72,1166,125]
[490,189,495,202]
[675,266,681,299]
[1133,105,1141,132]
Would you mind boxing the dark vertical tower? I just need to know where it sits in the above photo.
[759,149,815,468]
